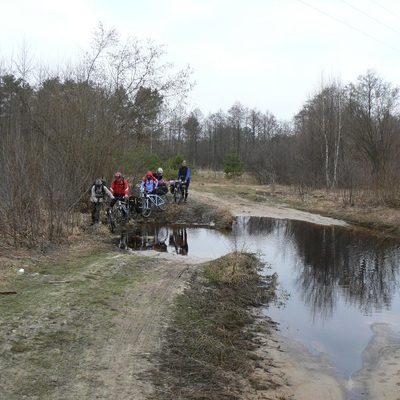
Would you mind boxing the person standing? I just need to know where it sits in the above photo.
[90,178,114,224]
[109,172,129,207]
[177,160,190,202]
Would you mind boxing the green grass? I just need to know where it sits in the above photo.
[0,251,148,400]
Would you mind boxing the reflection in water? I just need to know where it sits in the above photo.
[169,228,189,255]
[119,216,400,383]
[287,220,399,321]
[119,225,190,255]
[122,218,400,322]
[233,217,400,380]
[234,217,400,322]
[119,224,169,252]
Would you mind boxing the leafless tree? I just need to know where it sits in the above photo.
[294,76,344,189]
[344,70,400,194]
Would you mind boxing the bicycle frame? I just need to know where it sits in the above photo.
[141,192,168,217]
[114,199,130,223]
[147,193,165,207]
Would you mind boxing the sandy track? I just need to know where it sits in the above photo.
[191,189,349,226]
[66,256,198,400]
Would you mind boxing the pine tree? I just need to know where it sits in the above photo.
[223,148,243,179]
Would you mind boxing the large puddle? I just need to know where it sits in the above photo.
[118,217,400,395]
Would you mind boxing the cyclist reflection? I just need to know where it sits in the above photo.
[119,227,168,252]
[169,228,189,255]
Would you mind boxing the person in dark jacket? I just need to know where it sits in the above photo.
[177,160,190,202]
[90,178,114,224]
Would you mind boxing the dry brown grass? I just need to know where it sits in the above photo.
[195,169,258,185]
[151,252,281,400]
[0,226,112,288]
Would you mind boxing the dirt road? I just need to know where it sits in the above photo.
[191,188,349,226]
[69,254,205,400]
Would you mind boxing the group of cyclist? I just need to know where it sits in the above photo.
[90,161,191,225]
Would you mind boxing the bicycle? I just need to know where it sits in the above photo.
[105,205,117,233]
[104,198,132,232]
[173,180,187,204]
[140,191,168,218]
[114,199,130,224]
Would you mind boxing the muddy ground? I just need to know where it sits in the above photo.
[1,187,399,399]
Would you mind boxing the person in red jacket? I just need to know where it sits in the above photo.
[140,170,158,194]
[109,172,129,207]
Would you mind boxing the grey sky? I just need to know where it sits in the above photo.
[1,0,400,120]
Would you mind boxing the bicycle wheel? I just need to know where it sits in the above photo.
[174,187,182,204]
[177,187,185,204]
[142,199,152,217]
[158,195,168,211]
[183,187,188,202]
[107,209,117,233]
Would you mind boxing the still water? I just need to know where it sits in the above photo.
[121,217,400,382]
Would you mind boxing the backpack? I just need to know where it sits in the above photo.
[135,198,144,213]
[129,196,143,214]
[93,179,105,198]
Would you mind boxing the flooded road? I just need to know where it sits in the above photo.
[235,217,400,377]
[119,217,400,398]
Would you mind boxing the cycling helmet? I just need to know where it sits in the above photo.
[146,170,153,178]
[95,179,102,186]
[157,167,163,175]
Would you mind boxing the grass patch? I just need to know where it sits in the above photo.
[151,252,279,400]
[0,251,147,400]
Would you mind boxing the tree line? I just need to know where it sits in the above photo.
[194,71,400,194]
[1,24,399,250]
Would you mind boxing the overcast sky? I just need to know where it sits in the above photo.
[1,0,400,120]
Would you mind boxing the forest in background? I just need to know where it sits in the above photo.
[1,23,400,250]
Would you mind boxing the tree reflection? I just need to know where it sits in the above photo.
[237,217,400,321]
[234,216,285,237]
[280,220,400,321]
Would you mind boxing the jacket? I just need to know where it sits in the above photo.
[110,178,129,196]
[90,184,114,203]
[177,166,190,181]
[140,176,159,192]
[153,172,166,186]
